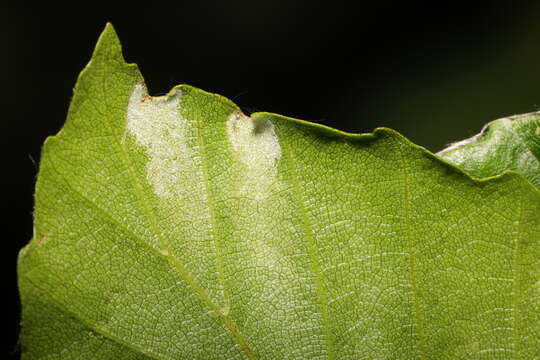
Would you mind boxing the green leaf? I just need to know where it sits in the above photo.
[18,23,540,359]
[438,112,540,189]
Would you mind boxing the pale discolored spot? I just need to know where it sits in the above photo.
[126,83,198,199]
[226,112,281,200]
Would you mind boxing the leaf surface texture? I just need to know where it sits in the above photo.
[18,24,540,359]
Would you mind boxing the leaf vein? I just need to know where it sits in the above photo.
[285,145,335,359]
[399,153,427,359]
[511,188,524,360]
[193,107,231,313]
[24,276,164,360]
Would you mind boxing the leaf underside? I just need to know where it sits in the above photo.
[18,24,540,359]
[438,112,540,189]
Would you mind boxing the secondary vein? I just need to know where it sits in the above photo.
[285,143,335,360]
[194,108,231,314]
[192,109,255,358]
[24,277,164,360]
[511,188,524,360]
[399,151,427,360]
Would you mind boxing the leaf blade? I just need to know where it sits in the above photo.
[18,24,540,359]
[438,112,540,188]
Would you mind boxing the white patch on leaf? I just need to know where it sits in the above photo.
[127,83,197,199]
[226,112,281,200]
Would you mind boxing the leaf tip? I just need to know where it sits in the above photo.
[91,22,126,64]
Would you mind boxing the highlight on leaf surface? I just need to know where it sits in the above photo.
[18,23,540,359]
[438,111,540,189]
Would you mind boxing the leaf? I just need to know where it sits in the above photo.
[18,24,540,359]
[438,112,540,189]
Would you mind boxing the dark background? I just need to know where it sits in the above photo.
[3,1,540,357]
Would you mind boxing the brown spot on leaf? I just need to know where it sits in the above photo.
[36,236,45,244]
